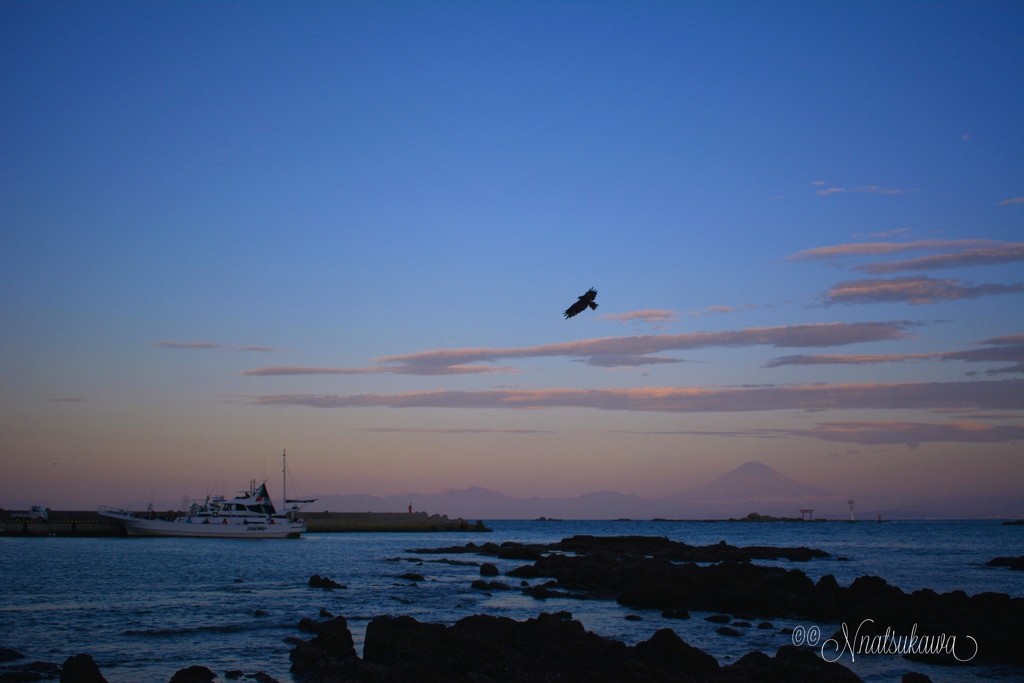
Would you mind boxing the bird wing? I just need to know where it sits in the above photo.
[583,288,597,301]
[564,300,588,319]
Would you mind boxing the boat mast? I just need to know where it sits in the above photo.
[282,449,287,508]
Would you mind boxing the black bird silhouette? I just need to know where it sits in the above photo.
[564,288,598,319]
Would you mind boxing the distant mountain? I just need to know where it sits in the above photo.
[672,461,834,502]
[310,461,843,519]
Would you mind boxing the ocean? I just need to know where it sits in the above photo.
[1,520,1022,683]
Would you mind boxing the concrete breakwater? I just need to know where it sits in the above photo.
[304,511,489,532]
[0,510,490,536]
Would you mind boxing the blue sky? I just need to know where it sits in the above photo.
[1,2,1022,511]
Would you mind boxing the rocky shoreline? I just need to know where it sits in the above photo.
[409,535,1024,666]
[3,534,1020,682]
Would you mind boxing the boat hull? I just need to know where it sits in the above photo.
[99,511,304,538]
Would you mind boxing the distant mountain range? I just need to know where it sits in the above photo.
[310,461,852,520]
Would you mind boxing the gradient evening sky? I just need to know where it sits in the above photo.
[1,1,1022,512]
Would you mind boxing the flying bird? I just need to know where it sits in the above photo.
[564,288,598,319]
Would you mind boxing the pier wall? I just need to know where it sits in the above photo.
[0,510,489,535]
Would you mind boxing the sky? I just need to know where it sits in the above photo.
[1,1,1022,514]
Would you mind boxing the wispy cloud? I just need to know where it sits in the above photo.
[999,197,1024,206]
[852,186,916,195]
[868,227,912,238]
[248,378,1024,413]
[154,341,286,352]
[824,276,1023,306]
[579,355,688,367]
[371,322,915,370]
[629,421,1024,447]
[45,397,86,402]
[596,309,679,325]
[787,239,1003,262]
[766,337,1024,374]
[359,427,554,434]
[679,305,757,317]
[854,244,1024,274]
[817,187,845,195]
[241,364,517,377]
[811,181,825,186]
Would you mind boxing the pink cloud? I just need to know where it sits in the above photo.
[596,309,679,325]
[632,421,1024,447]
[817,187,845,195]
[766,340,1024,374]
[374,322,914,369]
[999,197,1024,206]
[360,428,554,434]
[854,244,1024,274]
[248,378,1024,413]
[787,239,1003,261]
[825,276,1023,305]
[241,364,516,376]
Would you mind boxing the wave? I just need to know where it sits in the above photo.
[123,621,286,637]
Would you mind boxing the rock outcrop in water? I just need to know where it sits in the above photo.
[59,655,107,683]
[985,556,1024,570]
[413,535,1024,666]
[289,612,863,683]
[408,535,829,563]
[167,666,214,683]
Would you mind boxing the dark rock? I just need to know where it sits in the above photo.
[717,627,742,637]
[718,645,862,682]
[632,628,720,679]
[297,617,323,635]
[318,608,333,619]
[308,575,345,589]
[497,546,542,561]
[757,622,774,629]
[732,621,751,628]
[488,581,511,591]
[662,609,691,619]
[553,611,572,619]
[0,673,42,683]
[986,556,1024,570]
[837,556,850,561]
[0,650,25,663]
[253,610,268,617]
[22,663,59,674]
[249,673,279,683]
[625,614,643,621]
[399,573,425,582]
[705,614,731,624]
[471,580,491,590]
[289,616,357,678]
[902,674,933,683]
[520,580,530,586]
[780,627,794,635]
[479,563,499,576]
[224,671,243,679]
[60,655,107,683]
[168,666,214,683]
[472,536,1024,666]
[233,578,244,582]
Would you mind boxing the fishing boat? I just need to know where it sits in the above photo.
[98,451,315,538]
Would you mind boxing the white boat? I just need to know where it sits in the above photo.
[99,452,315,538]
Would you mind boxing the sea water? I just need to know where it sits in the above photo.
[1,520,1022,683]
